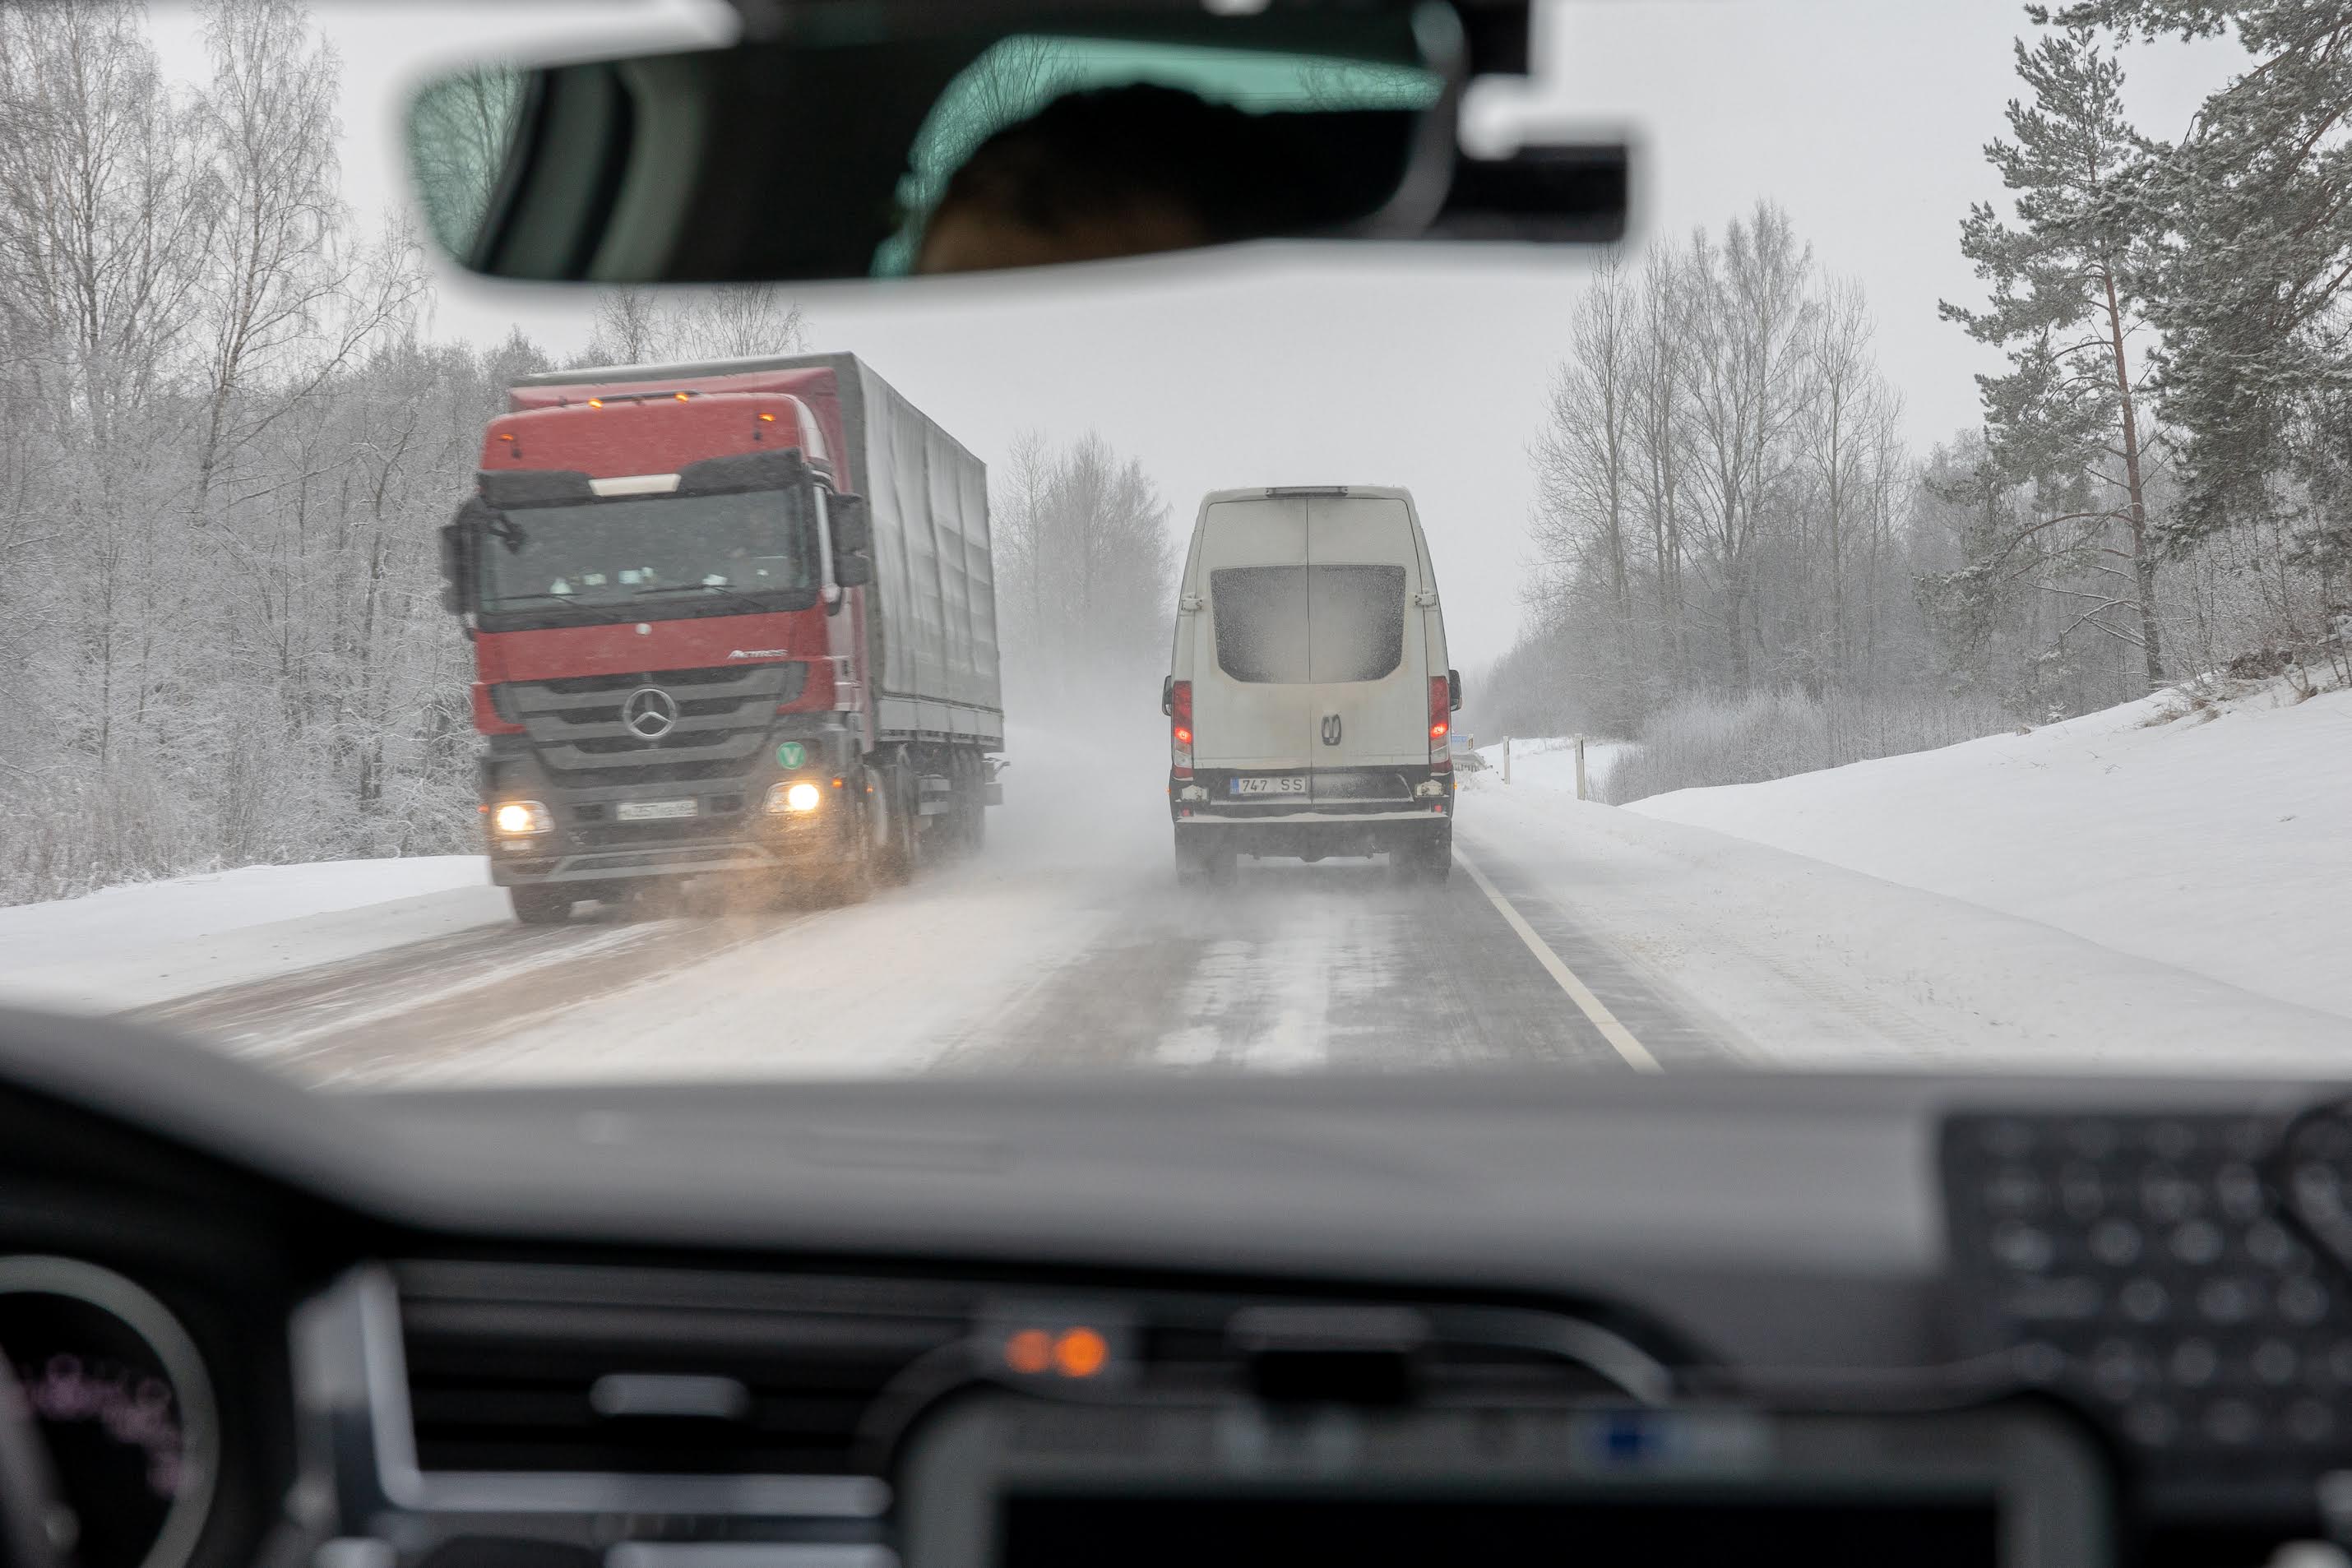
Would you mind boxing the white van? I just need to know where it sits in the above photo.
[1164,486,1459,881]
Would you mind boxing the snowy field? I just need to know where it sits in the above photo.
[1623,680,2352,1023]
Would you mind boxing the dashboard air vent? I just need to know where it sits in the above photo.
[394,1263,975,1476]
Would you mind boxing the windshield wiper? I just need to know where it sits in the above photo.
[633,582,775,616]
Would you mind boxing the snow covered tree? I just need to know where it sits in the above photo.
[1942,25,2168,689]
[2043,0,2350,619]
[992,432,1174,714]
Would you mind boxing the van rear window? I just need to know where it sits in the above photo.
[1308,565,1406,682]
[1211,565,1405,684]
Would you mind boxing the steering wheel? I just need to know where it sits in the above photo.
[0,1353,61,1568]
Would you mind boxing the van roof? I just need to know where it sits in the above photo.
[1197,485,1414,507]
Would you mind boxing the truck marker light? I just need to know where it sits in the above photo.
[587,398,604,408]
[758,412,776,423]
[674,391,691,401]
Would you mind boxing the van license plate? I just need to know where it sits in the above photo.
[1230,776,1307,796]
[616,798,698,821]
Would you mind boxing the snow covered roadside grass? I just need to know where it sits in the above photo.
[0,857,505,1015]
[1625,681,2352,1024]
[1463,785,2352,1074]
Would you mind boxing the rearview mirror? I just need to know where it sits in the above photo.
[1162,676,1175,716]
[834,553,875,590]
[404,3,1624,285]
[1447,668,1461,711]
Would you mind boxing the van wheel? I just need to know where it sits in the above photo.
[1174,835,1207,885]
[510,886,573,925]
[1395,829,1452,885]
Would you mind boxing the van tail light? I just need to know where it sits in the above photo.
[1428,676,1451,765]
[1170,680,1194,778]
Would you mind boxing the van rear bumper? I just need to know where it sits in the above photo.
[1174,808,1441,826]
[1173,808,1449,863]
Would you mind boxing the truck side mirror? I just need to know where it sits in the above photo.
[829,493,871,555]
[438,506,484,615]
[834,552,873,589]
[1447,668,1462,712]
[1161,676,1175,716]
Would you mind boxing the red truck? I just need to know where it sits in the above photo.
[439,352,1002,923]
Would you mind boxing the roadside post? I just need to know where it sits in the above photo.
[1575,736,1587,801]
[1502,738,1511,784]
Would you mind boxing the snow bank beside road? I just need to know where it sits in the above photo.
[0,857,504,1015]
[1627,682,2352,1022]
[1464,785,2352,1074]
[1467,738,1632,798]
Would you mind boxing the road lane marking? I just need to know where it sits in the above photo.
[1455,850,1662,1073]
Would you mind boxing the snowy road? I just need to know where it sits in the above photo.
[123,826,1734,1086]
[25,694,2352,1087]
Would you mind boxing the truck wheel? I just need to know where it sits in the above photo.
[510,885,573,925]
[873,760,916,886]
[826,798,876,904]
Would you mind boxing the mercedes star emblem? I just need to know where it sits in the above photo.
[621,686,679,740]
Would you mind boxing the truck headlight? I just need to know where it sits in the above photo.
[764,780,823,814]
[493,800,552,835]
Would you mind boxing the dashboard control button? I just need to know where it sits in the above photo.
[2169,1219,2225,1266]
[2280,1278,2331,1327]
[2197,1277,2261,1325]
[2120,1278,2170,1323]
[2251,1339,2299,1385]
[2288,1399,2337,1445]
[2123,1402,2178,1447]
[1984,1168,2045,1212]
[2202,1398,2261,1446]
[1991,1222,2055,1274]
[2089,1219,2141,1267]
[2169,1338,2220,1388]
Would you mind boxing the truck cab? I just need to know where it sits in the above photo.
[1164,486,1458,882]
[442,354,1000,923]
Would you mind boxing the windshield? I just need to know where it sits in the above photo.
[1,0,2346,1091]
[478,490,817,614]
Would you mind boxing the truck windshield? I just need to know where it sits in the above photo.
[477,488,817,613]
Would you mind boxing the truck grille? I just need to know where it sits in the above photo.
[500,664,805,785]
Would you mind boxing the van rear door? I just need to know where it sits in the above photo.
[1197,495,1313,772]
[1306,496,1427,782]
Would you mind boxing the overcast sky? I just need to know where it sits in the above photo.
[148,0,2245,669]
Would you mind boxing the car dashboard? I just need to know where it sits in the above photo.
[2,1006,2350,1568]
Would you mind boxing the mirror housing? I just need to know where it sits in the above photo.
[829,493,872,556]
[1162,675,1176,717]
[834,553,875,589]
[439,500,494,615]
[1447,668,1462,712]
